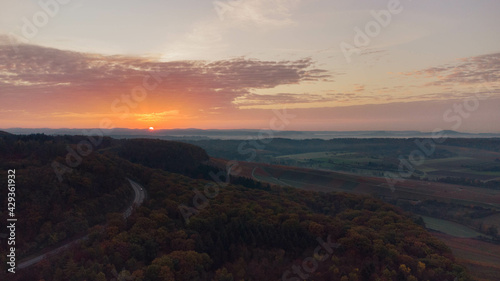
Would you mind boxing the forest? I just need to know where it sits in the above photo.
[0,132,471,280]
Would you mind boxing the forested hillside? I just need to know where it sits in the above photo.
[0,134,132,258]
[0,134,208,262]
[0,134,470,280]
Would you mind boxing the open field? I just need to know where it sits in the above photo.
[276,151,336,160]
[421,216,486,238]
[271,143,500,182]
[431,232,500,281]
[219,159,500,208]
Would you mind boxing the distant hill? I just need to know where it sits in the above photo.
[4,128,500,140]
[0,130,12,136]
[113,138,209,174]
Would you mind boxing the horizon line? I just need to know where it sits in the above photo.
[2,128,500,134]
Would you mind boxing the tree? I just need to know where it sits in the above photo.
[96,272,106,281]
[487,225,498,237]
[213,267,234,281]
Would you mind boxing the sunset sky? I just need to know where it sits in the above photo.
[1,0,499,132]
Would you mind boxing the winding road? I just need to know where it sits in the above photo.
[123,178,146,218]
[17,179,146,270]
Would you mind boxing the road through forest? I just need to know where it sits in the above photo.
[17,179,146,270]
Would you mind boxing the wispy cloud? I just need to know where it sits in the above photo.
[403,52,500,89]
[161,0,303,60]
[215,0,301,27]
[134,110,181,122]
[0,42,331,124]
[353,84,365,92]
[233,92,338,106]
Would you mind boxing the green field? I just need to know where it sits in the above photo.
[273,147,500,182]
[421,216,487,238]
[423,156,475,165]
[277,151,334,159]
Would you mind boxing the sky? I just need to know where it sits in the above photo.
[0,0,499,132]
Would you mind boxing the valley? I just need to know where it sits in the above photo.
[202,138,500,280]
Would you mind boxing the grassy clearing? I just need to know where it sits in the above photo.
[276,151,332,159]
[462,170,500,176]
[421,216,485,238]
[423,157,475,165]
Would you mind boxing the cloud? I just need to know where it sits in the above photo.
[0,42,331,115]
[214,0,301,27]
[50,112,115,118]
[134,111,180,122]
[213,97,500,132]
[353,84,365,92]
[233,92,338,106]
[161,0,303,60]
[403,52,500,89]
[385,52,500,105]
[233,90,381,108]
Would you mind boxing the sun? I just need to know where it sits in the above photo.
[148,126,154,131]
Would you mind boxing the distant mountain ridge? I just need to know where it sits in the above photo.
[3,128,500,140]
